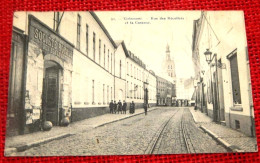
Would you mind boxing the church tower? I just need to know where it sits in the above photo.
[163,44,176,80]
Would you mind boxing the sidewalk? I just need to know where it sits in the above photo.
[189,107,257,152]
[5,107,158,156]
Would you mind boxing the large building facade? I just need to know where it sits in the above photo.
[192,11,255,136]
[7,12,158,136]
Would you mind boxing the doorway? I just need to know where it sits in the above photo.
[42,61,62,126]
[218,59,225,121]
[7,30,25,136]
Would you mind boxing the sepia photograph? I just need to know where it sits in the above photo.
[5,11,257,156]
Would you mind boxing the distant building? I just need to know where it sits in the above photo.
[162,44,176,81]
[156,75,175,106]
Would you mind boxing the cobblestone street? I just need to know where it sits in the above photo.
[14,107,227,156]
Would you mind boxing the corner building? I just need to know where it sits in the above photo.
[8,12,117,136]
[7,11,157,136]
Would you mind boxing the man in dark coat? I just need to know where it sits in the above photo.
[122,100,127,114]
[109,100,114,114]
[130,101,135,114]
[144,103,148,115]
[113,101,117,114]
[117,100,122,114]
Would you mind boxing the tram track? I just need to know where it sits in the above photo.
[180,108,196,153]
[145,108,180,154]
[145,108,197,154]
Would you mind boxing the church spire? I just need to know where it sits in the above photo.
[166,43,171,60]
[166,43,170,53]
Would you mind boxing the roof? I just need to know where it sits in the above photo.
[156,72,175,84]
[115,40,129,57]
[89,12,117,48]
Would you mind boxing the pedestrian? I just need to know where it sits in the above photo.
[113,101,117,114]
[144,103,148,115]
[117,100,122,114]
[122,100,127,114]
[109,100,114,114]
[130,101,135,114]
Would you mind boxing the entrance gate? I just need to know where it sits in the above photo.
[42,66,60,125]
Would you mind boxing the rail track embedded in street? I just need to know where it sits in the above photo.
[180,108,196,153]
[145,108,180,154]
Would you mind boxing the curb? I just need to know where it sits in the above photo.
[200,125,244,153]
[5,107,159,155]
[5,133,74,156]
[94,108,158,128]
[188,108,198,123]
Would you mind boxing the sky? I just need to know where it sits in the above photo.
[96,11,201,78]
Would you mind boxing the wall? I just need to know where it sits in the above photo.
[197,11,254,136]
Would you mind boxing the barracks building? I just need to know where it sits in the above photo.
[7,11,158,136]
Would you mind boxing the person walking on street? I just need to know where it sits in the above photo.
[117,100,122,114]
[113,101,117,114]
[122,100,127,114]
[109,100,114,114]
[133,101,135,113]
[144,103,148,115]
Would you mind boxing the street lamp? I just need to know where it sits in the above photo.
[204,49,213,64]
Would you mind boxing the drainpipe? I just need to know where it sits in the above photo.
[114,51,115,101]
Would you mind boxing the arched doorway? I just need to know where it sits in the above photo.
[42,60,63,126]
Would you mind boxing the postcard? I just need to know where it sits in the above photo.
[5,11,257,156]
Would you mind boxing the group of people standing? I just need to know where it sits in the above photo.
[109,100,148,115]
[109,100,127,114]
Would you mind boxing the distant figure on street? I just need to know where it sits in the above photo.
[113,101,117,114]
[122,100,127,114]
[117,100,122,114]
[144,103,148,115]
[130,101,135,114]
[109,100,114,114]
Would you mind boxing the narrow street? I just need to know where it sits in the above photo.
[14,107,226,156]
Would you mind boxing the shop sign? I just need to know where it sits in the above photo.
[29,16,73,63]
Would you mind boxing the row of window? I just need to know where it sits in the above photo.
[91,80,113,105]
[126,81,156,100]
[168,72,174,77]
[126,61,144,81]
[157,89,168,92]
[76,14,113,74]
[126,81,143,99]
[158,81,169,86]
